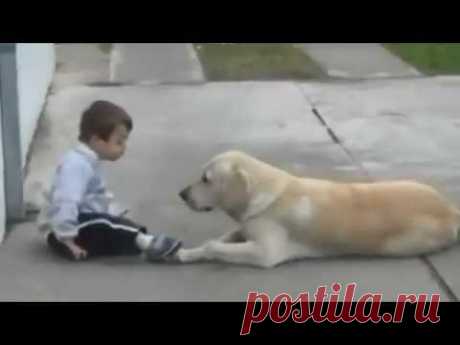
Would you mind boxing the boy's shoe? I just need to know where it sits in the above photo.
[145,234,182,262]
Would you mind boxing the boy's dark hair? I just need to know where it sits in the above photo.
[79,100,133,142]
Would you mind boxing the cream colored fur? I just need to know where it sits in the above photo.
[177,151,460,268]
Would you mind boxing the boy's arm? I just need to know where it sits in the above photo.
[48,158,93,240]
[105,190,130,217]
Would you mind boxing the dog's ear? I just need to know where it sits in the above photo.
[233,165,251,193]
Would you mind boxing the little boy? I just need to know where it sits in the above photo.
[37,100,182,261]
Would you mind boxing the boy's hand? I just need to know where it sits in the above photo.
[60,238,88,260]
[108,202,129,217]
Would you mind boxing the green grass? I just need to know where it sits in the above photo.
[98,43,113,54]
[384,44,460,75]
[194,44,325,81]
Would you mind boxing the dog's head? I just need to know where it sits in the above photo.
[179,151,288,221]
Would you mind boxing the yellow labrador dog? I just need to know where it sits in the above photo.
[176,151,460,268]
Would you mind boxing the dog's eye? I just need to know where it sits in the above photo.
[202,174,210,183]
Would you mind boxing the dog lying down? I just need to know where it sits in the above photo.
[176,151,460,268]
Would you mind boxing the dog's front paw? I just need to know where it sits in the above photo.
[176,247,207,263]
[203,240,220,253]
[176,248,194,263]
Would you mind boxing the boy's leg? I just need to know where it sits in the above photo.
[46,213,182,260]
[76,213,144,257]
[76,213,182,260]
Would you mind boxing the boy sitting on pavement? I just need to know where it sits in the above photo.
[38,100,182,262]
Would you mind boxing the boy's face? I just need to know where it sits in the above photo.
[90,124,130,161]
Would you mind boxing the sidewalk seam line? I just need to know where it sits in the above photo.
[420,256,458,302]
[293,82,371,180]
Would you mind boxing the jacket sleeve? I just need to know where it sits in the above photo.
[47,156,93,240]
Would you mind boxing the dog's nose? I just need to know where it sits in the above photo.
[179,187,190,201]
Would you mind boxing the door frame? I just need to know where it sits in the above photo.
[0,43,25,235]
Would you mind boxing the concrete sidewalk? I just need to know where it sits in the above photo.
[299,44,421,79]
[51,44,205,92]
[110,44,204,84]
[52,44,112,91]
[6,75,460,301]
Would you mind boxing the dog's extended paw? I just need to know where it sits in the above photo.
[176,247,207,263]
[203,240,221,253]
[176,248,193,263]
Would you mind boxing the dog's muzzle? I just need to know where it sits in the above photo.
[179,187,190,202]
[179,187,214,212]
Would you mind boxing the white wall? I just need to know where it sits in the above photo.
[0,44,55,242]
[16,44,55,167]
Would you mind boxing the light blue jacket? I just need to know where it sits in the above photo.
[38,143,127,239]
